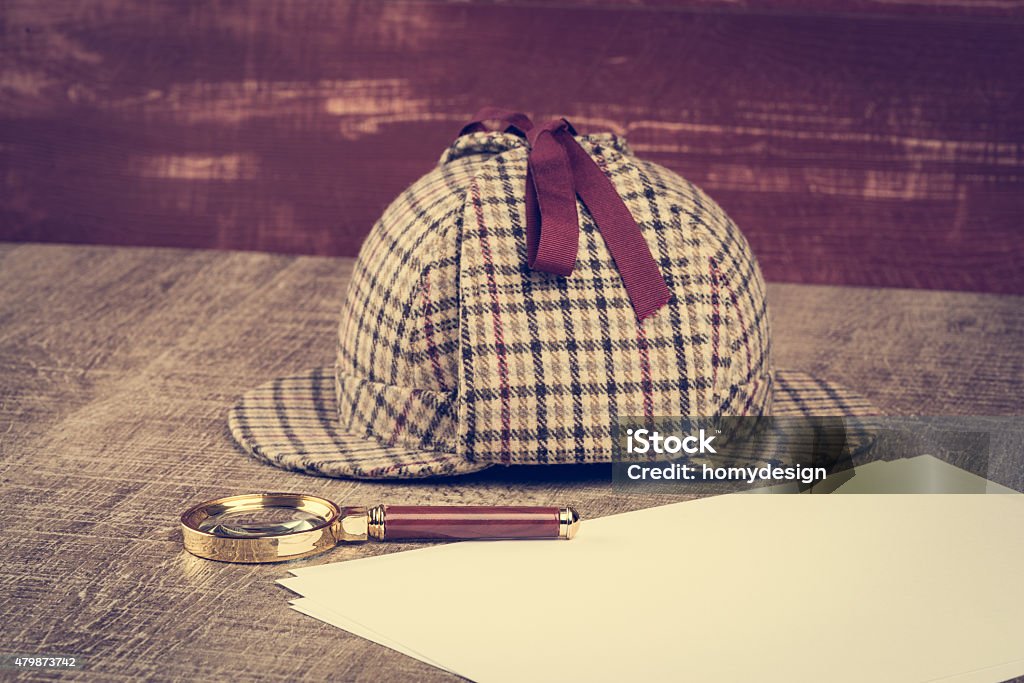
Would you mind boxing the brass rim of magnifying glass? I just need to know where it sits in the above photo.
[180,493,341,563]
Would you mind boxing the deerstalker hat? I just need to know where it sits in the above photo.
[228,109,878,479]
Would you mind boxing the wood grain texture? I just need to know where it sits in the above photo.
[0,243,1021,680]
[2,1,1023,295]
[445,0,1024,18]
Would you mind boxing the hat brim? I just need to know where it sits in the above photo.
[228,368,880,480]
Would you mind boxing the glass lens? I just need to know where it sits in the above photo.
[197,505,326,538]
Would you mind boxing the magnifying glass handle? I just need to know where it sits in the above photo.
[365,505,580,541]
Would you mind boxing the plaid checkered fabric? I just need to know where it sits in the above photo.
[229,129,879,479]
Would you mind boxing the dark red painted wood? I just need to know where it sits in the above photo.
[449,0,1024,19]
[381,506,562,541]
[2,1,1022,294]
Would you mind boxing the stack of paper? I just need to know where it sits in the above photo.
[281,457,1024,682]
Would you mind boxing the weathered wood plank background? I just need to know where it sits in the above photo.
[2,0,1023,293]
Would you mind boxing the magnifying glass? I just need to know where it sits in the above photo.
[180,493,581,563]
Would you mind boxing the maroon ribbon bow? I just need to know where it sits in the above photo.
[460,109,671,321]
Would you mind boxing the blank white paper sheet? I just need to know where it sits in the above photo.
[281,484,1024,682]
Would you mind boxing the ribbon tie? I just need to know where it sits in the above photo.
[460,110,671,321]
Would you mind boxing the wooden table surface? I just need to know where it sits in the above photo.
[1,243,1022,681]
